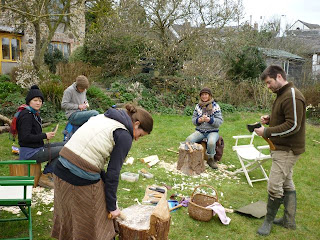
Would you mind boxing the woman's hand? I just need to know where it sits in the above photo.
[109,208,120,219]
[46,132,55,140]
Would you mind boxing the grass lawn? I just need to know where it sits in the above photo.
[0,112,319,240]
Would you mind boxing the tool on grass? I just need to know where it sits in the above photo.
[149,187,165,193]
[247,122,275,150]
[148,193,163,198]
[169,198,189,212]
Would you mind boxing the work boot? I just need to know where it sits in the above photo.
[38,173,54,189]
[274,191,296,229]
[207,158,218,169]
[257,195,282,236]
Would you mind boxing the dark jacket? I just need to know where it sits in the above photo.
[264,82,306,155]
[17,108,47,148]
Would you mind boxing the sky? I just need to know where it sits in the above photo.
[241,0,320,28]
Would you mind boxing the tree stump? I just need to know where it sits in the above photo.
[177,143,205,175]
[117,191,170,240]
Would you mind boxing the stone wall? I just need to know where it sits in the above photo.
[0,0,85,65]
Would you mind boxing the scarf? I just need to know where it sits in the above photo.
[198,98,214,115]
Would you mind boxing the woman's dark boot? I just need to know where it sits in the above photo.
[207,158,218,169]
[273,191,296,229]
[257,195,282,236]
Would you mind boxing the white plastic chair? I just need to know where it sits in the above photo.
[232,132,271,187]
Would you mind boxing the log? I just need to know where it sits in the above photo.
[0,126,10,134]
[177,143,205,175]
[0,114,12,125]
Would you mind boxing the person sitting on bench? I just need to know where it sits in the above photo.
[16,85,65,188]
[185,87,223,169]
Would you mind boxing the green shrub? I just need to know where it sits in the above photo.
[40,101,61,122]
[0,81,23,102]
[86,86,115,113]
[225,46,266,82]
[68,46,87,63]
[0,92,25,118]
[0,74,10,82]
[183,106,194,116]
[39,76,64,110]
[44,49,68,73]
[219,102,236,113]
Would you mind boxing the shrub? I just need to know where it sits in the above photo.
[0,76,23,101]
[184,106,194,116]
[86,86,115,113]
[68,46,87,63]
[56,62,102,88]
[0,74,10,82]
[225,46,266,82]
[219,102,236,113]
[39,76,65,110]
[11,62,40,89]
[0,92,25,118]
[44,48,68,73]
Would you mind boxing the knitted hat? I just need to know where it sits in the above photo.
[25,85,44,104]
[76,75,89,89]
[199,87,212,96]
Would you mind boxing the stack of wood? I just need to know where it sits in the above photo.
[177,142,205,175]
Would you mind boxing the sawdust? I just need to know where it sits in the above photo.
[117,204,156,230]
[159,160,240,181]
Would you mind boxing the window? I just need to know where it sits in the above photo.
[49,42,70,58]
[1,35,21,61]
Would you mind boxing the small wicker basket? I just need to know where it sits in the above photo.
[188,184,219,222]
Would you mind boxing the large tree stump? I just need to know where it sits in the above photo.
[177,143,205,175]
[117,189,170,240]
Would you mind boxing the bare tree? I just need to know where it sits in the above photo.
[0,0,84,71]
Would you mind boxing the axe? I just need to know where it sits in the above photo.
[247,122,276,150]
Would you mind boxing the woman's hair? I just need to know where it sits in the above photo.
[260,65,286,81]
[125,104,153,134]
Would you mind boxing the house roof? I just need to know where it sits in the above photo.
[286,29,320,53]
[298,20,320,29]
[289,20,320,30]
[259,48,304,61]
[0,25,23,34]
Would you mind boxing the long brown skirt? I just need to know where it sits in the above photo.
[51,175,116,240]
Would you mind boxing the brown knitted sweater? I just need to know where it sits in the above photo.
[264,82,306,155]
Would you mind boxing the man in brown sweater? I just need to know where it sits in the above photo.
[254,65,306,236]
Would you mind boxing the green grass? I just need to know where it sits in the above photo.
[0,113,319,240]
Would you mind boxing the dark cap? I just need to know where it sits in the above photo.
[199,87,212,96]
[25,85,44,104]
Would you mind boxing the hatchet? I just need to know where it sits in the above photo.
[247,122,276,150]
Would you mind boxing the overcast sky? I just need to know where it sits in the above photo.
[241,0,320,27]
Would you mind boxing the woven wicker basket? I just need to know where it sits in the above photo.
[188,184,219,222]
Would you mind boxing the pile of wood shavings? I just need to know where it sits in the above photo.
[117,204,155,230]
